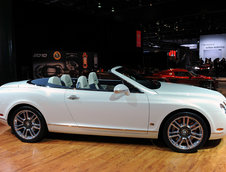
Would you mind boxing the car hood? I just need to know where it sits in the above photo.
[155,82,225,100]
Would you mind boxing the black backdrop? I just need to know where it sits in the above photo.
[13,0,142,80]
[0,0,17,84]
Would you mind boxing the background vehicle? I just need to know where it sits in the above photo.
[144,68,217,90]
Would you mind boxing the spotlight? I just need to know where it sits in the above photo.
[111,7,115,12]
[98,2,101,8]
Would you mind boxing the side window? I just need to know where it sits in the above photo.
[174,72,181,76]
[74,72,141,93]
[174,72,186,76]
[98,73,141,93]
[174,72,189,77]
[184,72,192,77]
[99,80,122,91]
[123,80,142,93]
[99,72,141,93]
[97,72,123,91]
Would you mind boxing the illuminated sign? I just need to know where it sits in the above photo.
[168,50,176,57]
[200,34,226,60]
[181,44,197,50]
[53,51,61,60]
[82,52,88,69]
[136,30,141,48]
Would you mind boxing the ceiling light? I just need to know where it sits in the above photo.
[111,7,115,12]
[98,2,101,8]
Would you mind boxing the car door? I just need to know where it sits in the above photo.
[64,89,149,132]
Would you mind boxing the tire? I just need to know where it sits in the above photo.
[200,81,213,90]
[11,106,47,143]
[162,112,209,153]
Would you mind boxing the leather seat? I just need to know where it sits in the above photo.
[48,76,62,86]
[76,76,89,89]
[88,72,102,89]
[61,74,73,87]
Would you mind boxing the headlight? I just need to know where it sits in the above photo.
[194,66,200,70]
[220,102,226,114]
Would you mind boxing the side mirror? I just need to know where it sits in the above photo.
[114,84,130,96]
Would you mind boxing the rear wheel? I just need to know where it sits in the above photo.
[163,112,209,153]
[11,106,47,142]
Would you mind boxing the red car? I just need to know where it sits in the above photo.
[144,68,217,90]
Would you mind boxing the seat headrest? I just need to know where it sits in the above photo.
[48,76,62,86]
[76,76,89,89]
[61,74,73,87]
[88,72,99,85]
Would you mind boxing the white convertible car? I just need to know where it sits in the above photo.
[0,66,226,153]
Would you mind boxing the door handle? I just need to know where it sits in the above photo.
[67,95,79,100]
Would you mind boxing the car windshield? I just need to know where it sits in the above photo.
[190,71,199,77]
[116,67,161,89]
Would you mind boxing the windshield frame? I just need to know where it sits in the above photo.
[112,66,161,90]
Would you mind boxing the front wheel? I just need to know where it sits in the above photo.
[163,112,209,153]
[200,81,214,90]
[11,106,47,143]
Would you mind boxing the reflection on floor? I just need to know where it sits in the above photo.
[0,124,226,172]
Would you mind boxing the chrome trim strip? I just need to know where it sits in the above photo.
[212,132,223,135]
[48,123,155,133]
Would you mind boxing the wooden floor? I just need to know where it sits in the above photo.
[1,124,226,172]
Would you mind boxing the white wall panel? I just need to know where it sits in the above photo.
[199,34,226,60]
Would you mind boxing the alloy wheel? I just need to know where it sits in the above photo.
[167,116,203,150]
[14,110,41,140]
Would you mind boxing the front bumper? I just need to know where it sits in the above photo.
[210,132,226,140]
[0,117,7,125]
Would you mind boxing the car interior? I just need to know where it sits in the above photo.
[30,72,124,92]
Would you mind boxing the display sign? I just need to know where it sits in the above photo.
[199,34,226,60]
[53,51,62,60]
[168,50,176,57]
[82,52,88,69]
[136,30,141,48]
[33,50,98,78]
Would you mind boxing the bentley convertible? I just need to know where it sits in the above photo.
[0,66,226,153]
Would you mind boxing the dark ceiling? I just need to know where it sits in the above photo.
[10,0,226,78]
[20,0,226,38]
[16,0,226,53]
